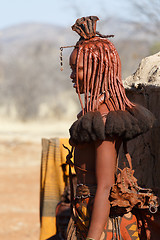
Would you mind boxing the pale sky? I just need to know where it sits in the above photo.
[0,0,135,29]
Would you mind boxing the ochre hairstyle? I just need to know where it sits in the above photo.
[74,37,134,115]
[71,16,134,115]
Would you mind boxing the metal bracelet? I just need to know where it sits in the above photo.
[149,203,158,214]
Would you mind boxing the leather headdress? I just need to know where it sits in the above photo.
[71,16,114,40]
[71,16,99,40]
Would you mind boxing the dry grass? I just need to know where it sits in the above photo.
[0,120,71,240]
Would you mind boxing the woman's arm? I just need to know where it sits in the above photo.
[87,138,117,240]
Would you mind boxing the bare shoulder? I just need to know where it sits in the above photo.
[94,138,116,151]
[94,134,122,155]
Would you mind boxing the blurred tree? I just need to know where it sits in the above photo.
[1,39,78,121]
[129,0,160,36]
[60,0,111,23]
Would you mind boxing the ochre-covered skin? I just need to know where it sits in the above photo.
[69,37,124,239]
[68,16,154,240]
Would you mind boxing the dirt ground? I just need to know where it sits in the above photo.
[0,120,70,240]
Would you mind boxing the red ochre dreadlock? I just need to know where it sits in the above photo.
[74,37,134,115]
[64,16,135,115]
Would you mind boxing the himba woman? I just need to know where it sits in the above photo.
[63,16,157,240]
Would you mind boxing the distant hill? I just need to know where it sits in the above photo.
[0,20,159,121]
[0,23,77,60]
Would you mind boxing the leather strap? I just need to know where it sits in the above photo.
[63,145,75,211]
[123,141,132,169]
[63,144,87,172]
